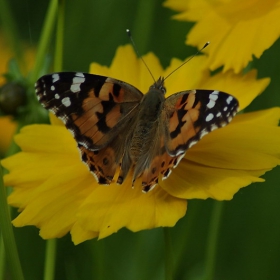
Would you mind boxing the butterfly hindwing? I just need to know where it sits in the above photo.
[140,133,184,192]
[78,132,126,184]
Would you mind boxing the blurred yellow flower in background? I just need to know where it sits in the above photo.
[2,45,280,244]
[164,0,280,73]
[0,31,35,155]
[0,33,16,155]
[0,117,16,155]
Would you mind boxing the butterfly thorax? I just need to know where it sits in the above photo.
[129,78,166,163]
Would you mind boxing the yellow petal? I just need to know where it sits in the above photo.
[77,181,186,239]
[161,162,264,200]
[163,56,269,110]
[198,69,270,111]
[11,164,94,239]
[71,223,99,245]
[13,124,77,154]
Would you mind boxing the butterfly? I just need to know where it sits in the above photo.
[35,72,239,192]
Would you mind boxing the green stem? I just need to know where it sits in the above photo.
[29,0,58,83]
[0,165,24,280]
[173,201,201,274]
[0,235,5,280]
[204,201,224,280]
[54,0,65,72]
[43,239,57,280]
[42,1,65,279]
[0,0,24,71]
[163,227,174,280]
[132,1,157,53]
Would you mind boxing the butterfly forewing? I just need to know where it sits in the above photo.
[36,72,143,150]
[163,89,239,157]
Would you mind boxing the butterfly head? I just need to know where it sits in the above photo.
[149,77,166,95]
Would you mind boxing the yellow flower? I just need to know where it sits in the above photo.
[164,0,280,73]
[2,45,280,244]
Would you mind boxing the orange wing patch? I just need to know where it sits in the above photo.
[163,91,200,155]
[140,132,186,193]
[78,131,126,185]
[141,150,185,193]
[79,144,117,184]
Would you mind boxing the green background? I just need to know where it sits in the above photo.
[1,0,280,279]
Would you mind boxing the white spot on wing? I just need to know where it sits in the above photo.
[70,84,81,92]
[207,99,216,109]
[76,72,85,78]
[226,96,233,104]
[79,141,90,149]
[210,91,219,101]
[206,113,214,122]
[188,140,197,148]
[52,73,59,83]
[70,76,86,92]
[223,106,228,111]
[210,124,218,131]
[73,76,85,84]
[207,91,219,108]
[200,128,208,138]
[51,85,55,91]
[175,149,185,156]
[90,171,99,182]
[55,94,60,99]
[58,115,68,122]
[216,112,221,117]
[148,184,157,192]
[62,97,71,107]
[173,153,185,168]
[163,169,172,179]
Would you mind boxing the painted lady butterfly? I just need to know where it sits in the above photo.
[35,72,238,192]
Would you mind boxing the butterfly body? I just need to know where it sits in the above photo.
[129,78,165,162]
[36,72,239,192]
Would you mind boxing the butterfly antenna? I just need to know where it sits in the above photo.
[164,42,210,81]
[126,29,156,83]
